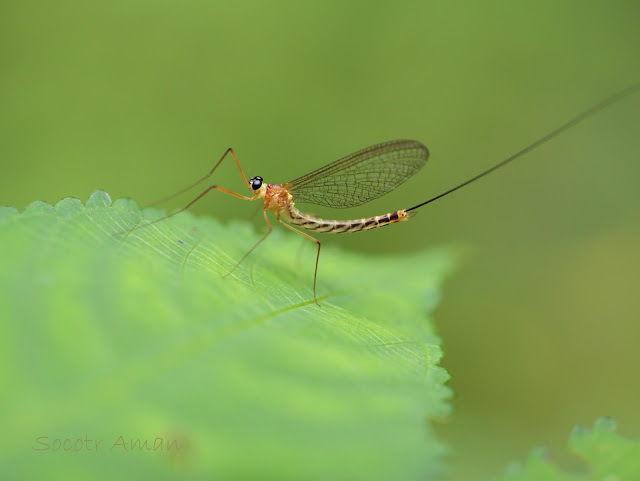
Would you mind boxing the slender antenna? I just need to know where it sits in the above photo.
[406,82,640,213]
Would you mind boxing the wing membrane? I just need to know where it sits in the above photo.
[284,139,429,209]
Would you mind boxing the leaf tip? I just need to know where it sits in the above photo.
[571,423,589,439]
[112,197,142,215]
[593,416,617,433]
[24,200,54,214]
[86,190,112,208]
[54,197,85,216]
[0,206,19,223]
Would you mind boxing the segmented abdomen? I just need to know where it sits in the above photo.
[286,206,408,234]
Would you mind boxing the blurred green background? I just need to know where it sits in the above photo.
[1,1,639,479]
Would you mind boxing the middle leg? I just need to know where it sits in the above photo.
[278,218,322,306]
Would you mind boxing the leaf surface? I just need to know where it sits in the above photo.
[0,191,455,481]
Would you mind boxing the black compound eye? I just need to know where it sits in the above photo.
[250,176,263,191]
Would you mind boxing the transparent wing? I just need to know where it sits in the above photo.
[284,139,429,209]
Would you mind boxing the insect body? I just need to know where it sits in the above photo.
[258,139,425,235]
[121,83,640,305]
[262,182,411,234]
[187,139,428,304]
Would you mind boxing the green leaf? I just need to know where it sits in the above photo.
[495,418,640,481]
[0,190,455,481]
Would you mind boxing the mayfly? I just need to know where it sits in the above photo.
[120,83,639,305]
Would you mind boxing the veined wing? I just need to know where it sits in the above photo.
[284,139,429,209]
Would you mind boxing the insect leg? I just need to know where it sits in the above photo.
[222,210,273,278]
[278,219,322,307]
[115,184,253,235]
[149,147,249,206]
